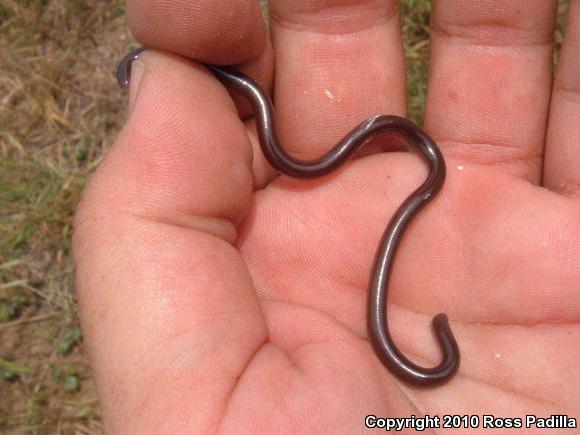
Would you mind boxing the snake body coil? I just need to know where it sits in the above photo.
[118,48,460,386]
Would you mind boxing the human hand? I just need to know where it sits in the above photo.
[74,1,580,433]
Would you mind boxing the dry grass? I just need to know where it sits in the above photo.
[0,0,133,432]
[0,0,569,433]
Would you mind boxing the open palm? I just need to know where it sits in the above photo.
[74,1,579,433]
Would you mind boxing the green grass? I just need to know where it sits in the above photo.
[0,0,569,432]
[0,0,130,432]
[401,0,432,124]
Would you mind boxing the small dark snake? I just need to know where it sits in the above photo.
[118,47,460,386]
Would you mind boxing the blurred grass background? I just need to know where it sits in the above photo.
[0,0,569,433]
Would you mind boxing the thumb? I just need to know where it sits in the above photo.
[73,50,266,433]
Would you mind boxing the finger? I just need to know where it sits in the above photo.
[544,0,580,198]
[269,0,407,160]
[127,0,274,119]
[127,0,267,64]
[425,0,558,182]
[73,51,266,432]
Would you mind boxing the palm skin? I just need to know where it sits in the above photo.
[227,153,579,432]
[73,1,580,433]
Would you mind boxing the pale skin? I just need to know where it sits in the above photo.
[73,0,580,433]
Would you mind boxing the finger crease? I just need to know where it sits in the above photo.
[430,20,554,48]
[553,81,580,104]
[270,3,399,36]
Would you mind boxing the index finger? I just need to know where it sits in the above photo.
[127,0,268,64]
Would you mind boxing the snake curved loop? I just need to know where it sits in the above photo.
[117,48,460,386]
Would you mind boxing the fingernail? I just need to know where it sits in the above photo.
[128,58,145,115]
